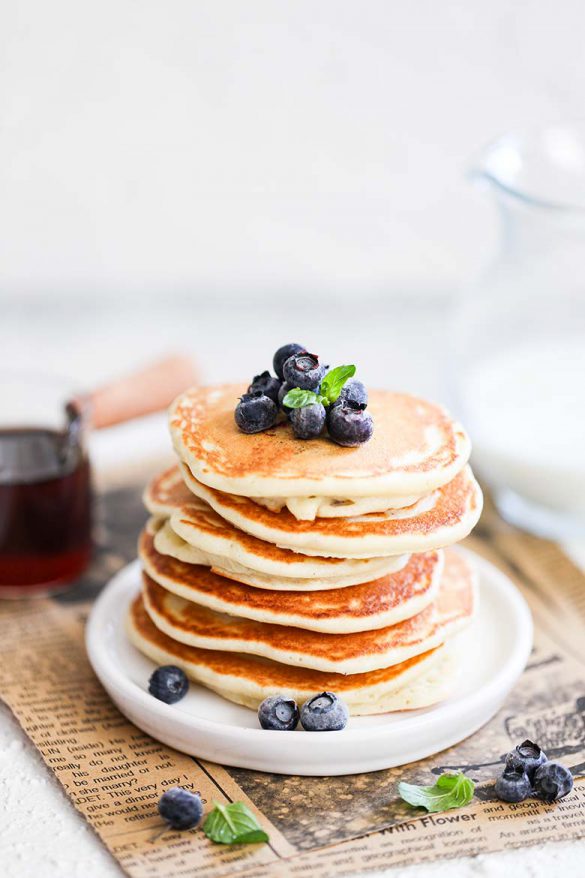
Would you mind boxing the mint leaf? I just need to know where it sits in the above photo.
[282,388,324,409]
[282,364,356,409]
[231,829,269,844]
[203,801,269,845]
[320,365,356,404]
[398,771,475,813]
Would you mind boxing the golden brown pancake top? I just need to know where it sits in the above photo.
[169,385,470,495]
[129,593,442,690]
[139,528,440,622]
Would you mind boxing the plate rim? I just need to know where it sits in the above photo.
[86,547,533,748]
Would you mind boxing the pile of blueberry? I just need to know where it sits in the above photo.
[495,739,574,803]
[234,342,374,446]
[258,691,349,732]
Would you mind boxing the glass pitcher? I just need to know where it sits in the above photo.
[453,126,585,539]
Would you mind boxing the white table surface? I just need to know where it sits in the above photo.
[1,299,584,877]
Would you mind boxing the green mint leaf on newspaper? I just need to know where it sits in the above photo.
[320,364,356,404]
[282,388,325,409]
[398,771,475,813]
[203,801,269,845]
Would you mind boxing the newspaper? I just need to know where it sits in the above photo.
[0,483,583,878]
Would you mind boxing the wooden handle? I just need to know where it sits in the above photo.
[88,355,198,430]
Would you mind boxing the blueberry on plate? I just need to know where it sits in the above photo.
[148,666,189,704]
[283,351,326,391]
[158,787,203,830]
[327,400,374,447]
[248,370,281,404]
[290,402,326,439]
[494,770,532,803]
[300,692,349,731]
[235,391,278,433]
[533,762,574,802]
[337,379,368,407]
[505,739,547,781]
[258,695,300,731]
[273,343,306,380]
[278,382,294,418]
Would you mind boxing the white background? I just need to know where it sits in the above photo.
[2,0,585,313]
[1,3,585,876]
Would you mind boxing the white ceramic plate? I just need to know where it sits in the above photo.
[86,549,532,776]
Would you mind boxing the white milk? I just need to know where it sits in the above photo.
[460,338,585,522]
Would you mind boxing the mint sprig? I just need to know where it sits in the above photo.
[283,364,356,410]
[398,771,475,813]
[320,364,356,403]
[203,801,269,845]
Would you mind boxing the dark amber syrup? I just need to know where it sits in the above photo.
[0,425,92,594]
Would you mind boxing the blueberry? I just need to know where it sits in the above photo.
[148,666,189,704]
[290,402,326,439]
[283,351,326,391]
[273,343,305,380]
[327,400,374,447]
[258,695,300,731]
[505,739,547,781]
[278,382,294,418]
[235,391,278,433]
[533,762,574,802]
[300,691,349,731]
[494,770,532,803]
[338,379,368,407]
[158,787,203,830]
[248,370,281,404]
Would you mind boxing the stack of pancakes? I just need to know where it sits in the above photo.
[127,385,483,716]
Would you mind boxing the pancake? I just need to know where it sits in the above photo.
[139,528,443,633]
[181,463,483,559]
[145,467,408,584]
[169,384,471,499]
[127,593,459,714]
[141,549,476,675]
